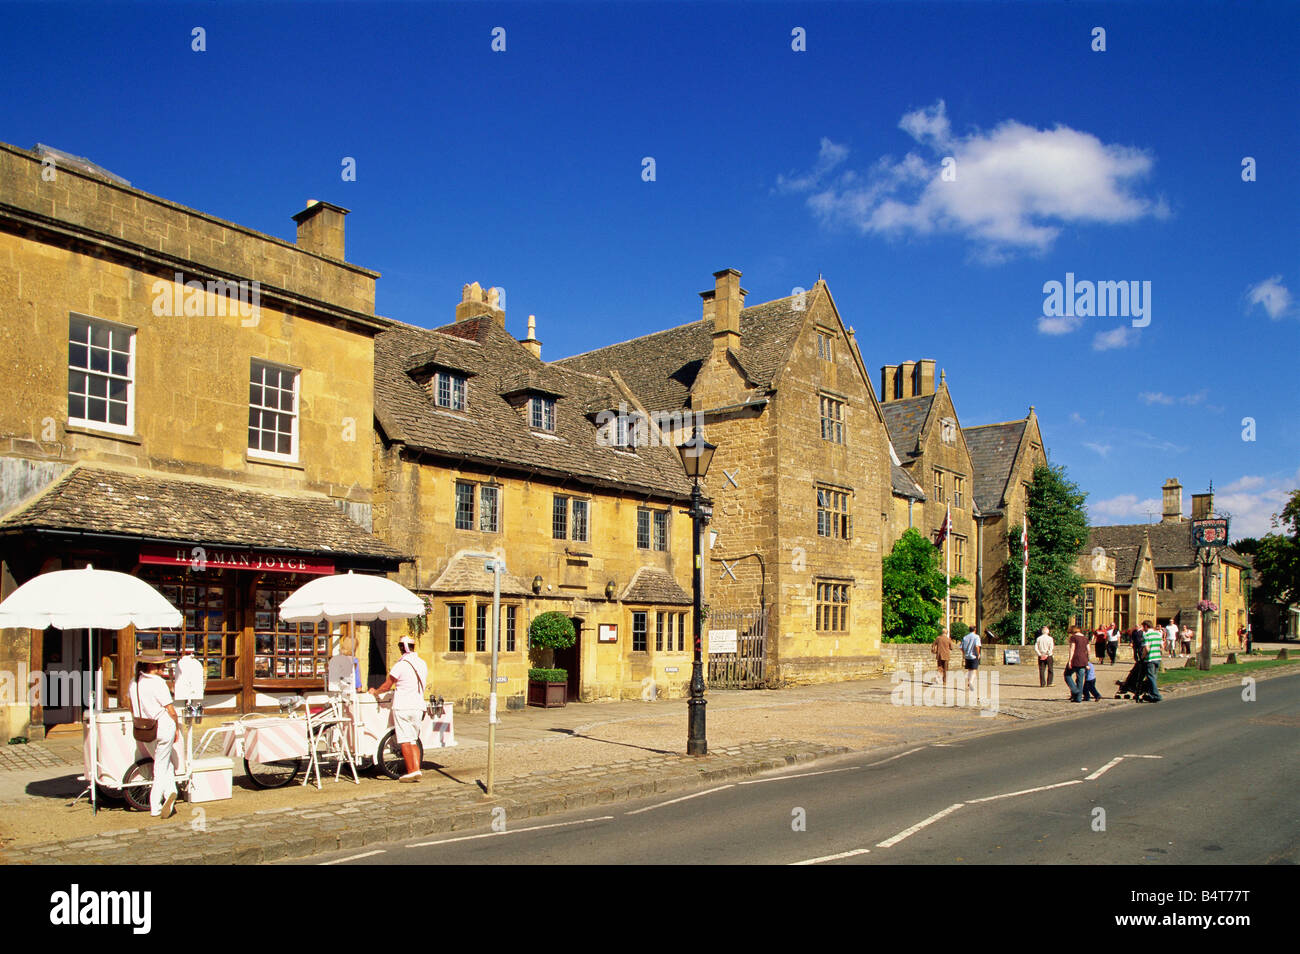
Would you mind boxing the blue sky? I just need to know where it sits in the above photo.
[2,1,1296,536]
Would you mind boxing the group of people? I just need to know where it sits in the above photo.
[127,632,430,820]
[928,626,985,700]
[1035,620,1168,703]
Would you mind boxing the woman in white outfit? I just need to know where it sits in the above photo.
[128,651,181,819]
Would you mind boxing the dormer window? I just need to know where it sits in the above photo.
[529,395,555,431]
[615,412,645,449]
[435,371,467,411]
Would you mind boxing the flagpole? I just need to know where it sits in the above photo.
[944,503,951,642]
[1020,519,1028,646]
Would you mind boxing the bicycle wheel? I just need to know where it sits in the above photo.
[376,729,423,780]
[243,755,303,789]
[122,758,155,812]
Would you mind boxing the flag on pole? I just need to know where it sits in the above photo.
[1021,520,1029,567]
[935,509,952,547]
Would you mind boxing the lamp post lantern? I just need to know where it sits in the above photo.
[677,429,716,756]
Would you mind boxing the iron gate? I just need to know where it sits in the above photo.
[706,605,771,688]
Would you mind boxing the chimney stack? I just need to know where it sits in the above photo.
[1191,491,1214,521]
[706,268,746,352]
[521,314,542,359]
[1161,478,1183,524]
[881,365,899,403]
[899,360,917,398]
[914,359,936,397]
[455,282,505,325]
[292,200,349,260]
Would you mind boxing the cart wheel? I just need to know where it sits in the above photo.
[244,756,303,789]
[376,730,423,780]
[122,758,155,812]
[94,783,125,804]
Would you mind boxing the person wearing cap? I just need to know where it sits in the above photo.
[128,652,181,818]
[368,634,428,781]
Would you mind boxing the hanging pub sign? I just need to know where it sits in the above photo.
[1191,518,1230,549]
[139,544,335,575]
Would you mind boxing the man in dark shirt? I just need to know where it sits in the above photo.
[1064,625,1091,703]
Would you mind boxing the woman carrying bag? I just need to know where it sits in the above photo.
[128,651,182,819]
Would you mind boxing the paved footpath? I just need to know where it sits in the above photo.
[2,649,1292,864]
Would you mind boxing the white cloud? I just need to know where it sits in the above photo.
[1246,275,1292,320]
[1140,391,1175,405]
[1089,494,1164,523]
[1037,315,1083,335]
[1070,412,1086,425]
[1083,441,1112,458]
[784,100,1166,260]
[1213,469,1300,538]
[1093,326,1136,350]
[776,137,850,193]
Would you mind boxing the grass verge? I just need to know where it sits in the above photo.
[1161,654,1299,686]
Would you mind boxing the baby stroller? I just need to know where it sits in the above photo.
[1114,660,1147,700]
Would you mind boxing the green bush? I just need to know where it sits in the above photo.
[528,668,567,682]
[528,611,576,650]
[950,622,970,639]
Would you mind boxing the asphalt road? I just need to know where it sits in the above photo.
[312,671,1300,865]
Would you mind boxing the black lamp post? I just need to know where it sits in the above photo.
[677,429,716,756]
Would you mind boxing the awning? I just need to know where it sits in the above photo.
[0,464,407,567]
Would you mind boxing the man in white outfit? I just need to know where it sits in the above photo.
[128,652,181,819]
[368,634,428,782]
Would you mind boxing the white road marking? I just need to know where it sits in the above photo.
[738,766,860,785]
[1123,754,1163,759]
[625,785,734,814]
[319,849,385,865]
[406,815,613,848]
[966,779,1083,803]
[1086,757,1125,780]
[865,747,925,765]
[876,802,965,848]
[790,847,871,865]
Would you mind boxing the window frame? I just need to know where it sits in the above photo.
[434,371,467,411]
[815,581,850,633]
[529,395,556,432]
[67,313,136,436]
[447,603,466,653]
[632,611,648,652]
[816,486,852,540]
[819,394,845,444]
[247,359,301,463]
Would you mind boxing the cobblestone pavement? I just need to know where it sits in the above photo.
[0,741,74,772]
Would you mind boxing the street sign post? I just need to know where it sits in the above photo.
[1192,516,1229,671]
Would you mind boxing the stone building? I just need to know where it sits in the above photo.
[559,271,895,685]
[372,286,698,708]
[962,410,1048,635]
[880,361,978,632]
[0,142,403,738]
[1073,533,1157,632]
[1089,479,1250,649]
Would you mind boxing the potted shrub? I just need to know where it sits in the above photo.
[527,612,575,708]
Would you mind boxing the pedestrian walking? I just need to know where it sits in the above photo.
[368,633,428,781]
[1064,626,1091,703]
[1141,620,1164,702]
[127,651,181,819]
[959,628,981,701]
[1179,624,1193,657]
[1093,627,1108,664]
[1034,625,1055,687]
[1106,623,1119,665]
[1165,620,1180,659]
[1083,662,1102,701]
[931,630,953,687]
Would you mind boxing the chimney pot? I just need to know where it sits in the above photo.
[708,268,745,352]
[455,281,505,325]
[1162,478,1184,524]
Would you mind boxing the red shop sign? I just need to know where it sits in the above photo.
[139,544,336,575]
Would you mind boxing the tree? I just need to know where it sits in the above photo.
[1252,489,1300,606]
[528,611,576,675]
[993,462,1088,643]
[882,528,969,643]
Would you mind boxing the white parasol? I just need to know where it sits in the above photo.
[278,571,426,747]
[0,565,182,813]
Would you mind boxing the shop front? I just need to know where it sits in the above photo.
[0,465,407,735]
